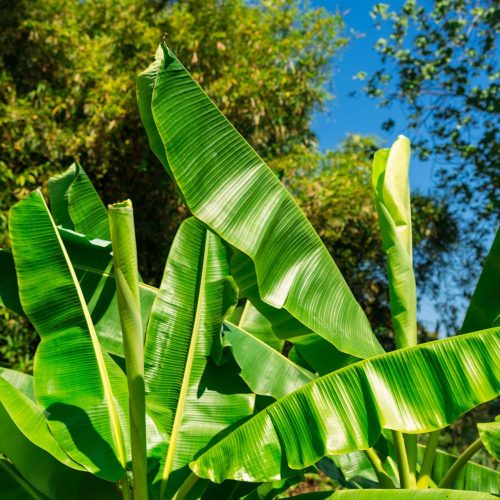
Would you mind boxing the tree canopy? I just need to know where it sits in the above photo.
[0,0,345,282]
[366,0,499,220]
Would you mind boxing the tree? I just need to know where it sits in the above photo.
[365,0,499,221]
[0,0,345,282]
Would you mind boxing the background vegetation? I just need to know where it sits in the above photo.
[0,0,497,469]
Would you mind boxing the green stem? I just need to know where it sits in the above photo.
[109,201,148,500]
[438,438,483,488]
[364,448,396,488]
[0,460,43,500]
[417,430,440,488]
[120,475,131,500]
[172,473,200,500]
[404,434,417,488]
[392,430,412,488]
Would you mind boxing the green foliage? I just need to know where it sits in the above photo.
[0,12,498,498]
[0,60,498,495]
[367,0,499,219]
[0,0,344,280]
[0,0,348,372]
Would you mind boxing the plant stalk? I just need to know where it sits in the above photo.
[364,448,396,488]
[120,475,132,500]
[404,434,417,488]
[172,472,200,500]
[392,430,412,488]
[109,201,148,500]
[438,437,483,488]
[0,460,43,500]
[417,430,440,488]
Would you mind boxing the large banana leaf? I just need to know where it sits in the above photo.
[224,322,315,400]
[191,327,500,483]
[137,44,383,360]
[462,227,500,333]
[9,190,130,480]
[0,370,118,499]
[0,230,156,357]
[143,217,255,498]
[428,446,499,494]
[372,136,416,349]
[48,162,110,240]
[230,301,284,353]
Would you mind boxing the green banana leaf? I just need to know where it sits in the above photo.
[228,301,284,353]
[0,372,118,499]
[332,450,381,485]
[0,411,119,499]
[334,441,500,493]
[48,162,110,240]
[224,322,315,400]
[229,250,310,339]
[0,459,44,500]
[143,217,255,498]
[291,491,494,499]
[9,190,130,480]
[137,44,383,360]
[0,230,156,357]
[461,227,500,333]
[136,45,171,178]
[191,327,500,483]
[477,418,500,461]
[431,447,500,494]
[372,136,416,349]
[289,333,359,376]
[0,368,83,470]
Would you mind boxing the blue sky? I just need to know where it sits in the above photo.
[310,0,434,193]
[310,0,441,329]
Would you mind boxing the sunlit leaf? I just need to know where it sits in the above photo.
[9,190,129,480]
[137,44,383,359]
[224,322,315,400]
[144,217,254,498]
[372,135,416,348]
[192,328,500,483]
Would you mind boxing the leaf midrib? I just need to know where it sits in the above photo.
[42,194,127,468]
[159,232,209,499]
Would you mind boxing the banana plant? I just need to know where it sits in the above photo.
[136,43,500,496]
[0,177,258,498]
[0,42,499,499]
